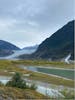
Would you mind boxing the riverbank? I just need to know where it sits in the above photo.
[0,60,74,99]
[0,60,74,87]
[0,76,64,98]
[18,65,74,80]
[0,75,74,99]
[11,60,74,69]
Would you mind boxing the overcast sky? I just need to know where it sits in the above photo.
[0,0,74,48]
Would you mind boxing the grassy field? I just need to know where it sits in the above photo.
[11,60,74,69]
[0,86,74,100]
[28,72,74,88]
[0,60,31,76]
[0,60,74,99]
[0,60,74,88]
[0,86,48,99]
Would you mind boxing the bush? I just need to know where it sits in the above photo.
[6,72,37,90]
[6,72,26,89]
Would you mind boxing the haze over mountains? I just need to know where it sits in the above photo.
[19,20,74,60]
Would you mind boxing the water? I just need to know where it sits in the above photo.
[20,65,74,80]
[0,76,11,84]
[0,76,64,98]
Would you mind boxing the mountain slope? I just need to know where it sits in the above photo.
[0,49,13,57]
[33,20,74,60]
[19,20,74,60]
[0,40,20,57]
[0,40,20,50]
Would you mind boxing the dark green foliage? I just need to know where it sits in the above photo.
[6,72,26,89]
[6,72,37,90]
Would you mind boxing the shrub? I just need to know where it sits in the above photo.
[6,72,26,89]
[6,72,37,91]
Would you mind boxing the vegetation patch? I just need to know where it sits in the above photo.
[29,72,74,88]
[0,60,74,88]
[11,60,74,69]
[0,60,31,76]
[0,72,49,99]
[0,86,48,99]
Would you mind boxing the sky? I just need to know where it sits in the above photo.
[0,0,74,48]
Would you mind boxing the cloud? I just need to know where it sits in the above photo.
[0,0,74,48]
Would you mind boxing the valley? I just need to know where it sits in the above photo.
[0,0,74,99]
[0,20,74,99]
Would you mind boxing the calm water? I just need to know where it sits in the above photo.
[0,76,11,84]
[20,65,74,80]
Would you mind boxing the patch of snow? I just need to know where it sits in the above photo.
[64,54,71,64]
[61,54,71,64]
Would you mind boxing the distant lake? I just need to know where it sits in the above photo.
[20,65,74,80]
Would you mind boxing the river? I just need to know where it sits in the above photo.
[18,65,74,80]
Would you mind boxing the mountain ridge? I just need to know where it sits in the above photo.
[19,20,74,60]
[0,40,20,57]
[0,40,20,50]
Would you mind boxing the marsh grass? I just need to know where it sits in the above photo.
[11,60,74,69]
[0,60,74,88]
[29,72,74,88]
[0,60,31,76]
[0,86,48,99]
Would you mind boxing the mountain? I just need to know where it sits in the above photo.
[0,49,13,57]
[0,40,20,57]
[0,44,38,59]
[5,45,39,59]
[19,20,74,60]
[0,40,20,50]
